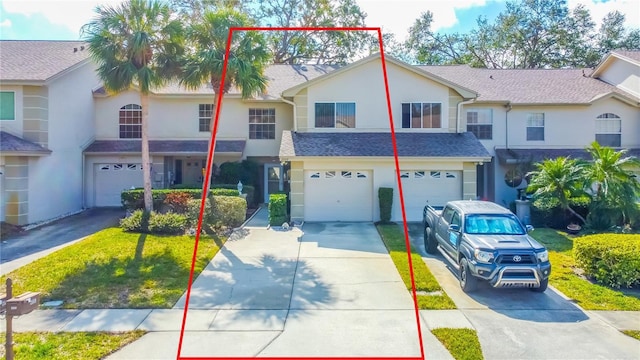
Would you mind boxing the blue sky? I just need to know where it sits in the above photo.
[0,0,638,41]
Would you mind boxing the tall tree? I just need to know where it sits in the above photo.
[253,0,372,64]
[406,0,640,68]
[82,0,184,212]
[527,157,588,223]
[180,8,269,191]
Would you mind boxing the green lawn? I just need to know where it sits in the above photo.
[530,229,640,311]
[431,328,484,360]
[376,224,456,309]
[0,331,145,360]
[622,330,640,341]
[1,228,222,308]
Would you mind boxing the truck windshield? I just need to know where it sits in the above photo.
[465,214,525,235]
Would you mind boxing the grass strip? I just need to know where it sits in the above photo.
[431,328,484,360]
[0,331,145,360]
[377,223,456,309]
[622,330,640,341]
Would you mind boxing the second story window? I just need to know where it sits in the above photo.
[526,113,545,141]
[596,113,621,147]
[249,108,276,139]
[119,104,142,139]
[466,109,493,139]
[199,104,213,132]
[401,102,441,128]
[0,91,15,120]
[315,102,355,128]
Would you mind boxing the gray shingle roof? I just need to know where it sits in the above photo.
[150,64,338,99]
[496,148,640,164]
[0,40,90,81]
[612,50,640,63]
[279,131,491,158]
[0,131,51,153]
[84,140,245,154]
[418,65,639,104]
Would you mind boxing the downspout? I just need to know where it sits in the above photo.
[281,97,297,132]
[456,99,475,133]
[505,102,512,149]
[82,152,85,208]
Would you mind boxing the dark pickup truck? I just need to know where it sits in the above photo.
[423,200,551,293]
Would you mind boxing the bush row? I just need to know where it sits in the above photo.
[121,195,247,234]
[169,184,256,206]
[530,196,590,228]
[121,187,250,211]
[574,234,640,288]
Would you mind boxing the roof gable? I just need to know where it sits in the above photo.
[281,53,477,99]
[591,50,640,78]
[0,40,90,83]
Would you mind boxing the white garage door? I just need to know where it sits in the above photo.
[304,170,373,221]
[399,170,462,221]
[95,163,143,207]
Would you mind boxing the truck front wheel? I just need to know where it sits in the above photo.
[424,226,438,254]
[459,257,478,292]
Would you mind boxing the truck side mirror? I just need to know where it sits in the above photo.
[526,225,534,233]
[448,224,461,233]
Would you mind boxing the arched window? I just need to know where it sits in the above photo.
[119,104,142,139]
[595,113,621,147]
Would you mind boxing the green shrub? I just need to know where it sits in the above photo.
[121,188,245,211]
[211,188,241,196]
[211,196,247,228]
[530,196,590,228]
[574,234,640,288]
[185,198,213,227]
[120,210,150,233]
[378,187,393,223]
[215,160,259,205]
[148,212,188,234]
[269,194,288,226]
[210,183,256,206]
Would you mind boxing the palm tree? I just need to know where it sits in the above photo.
[82,0,184,212]
[527,157,588,224]
[583,141,640,224]
[180,9,270,193]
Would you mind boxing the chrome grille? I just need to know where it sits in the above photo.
[496,254,535,264]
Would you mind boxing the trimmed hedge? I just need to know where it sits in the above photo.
[378,187,393,223]
[120,210,187,234]
[269,194,288,226]
[211,196,247,228]
[530,196,590,228]
[574,234,640,288]
[121,187,248,211]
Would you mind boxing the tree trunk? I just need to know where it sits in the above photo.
[567,206,586,224]
[141,93,153,212]
[202,86,219,197]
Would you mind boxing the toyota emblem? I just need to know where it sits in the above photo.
[513,255,522,262]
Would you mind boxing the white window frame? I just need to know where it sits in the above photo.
[199,104,213,132]
[466,108,493,139]
[119,104,142,139]
[526,113,545,141]
[249,108,276,139]
[401,102,442,129]
[595,113,621,147]
[314,102,356,128]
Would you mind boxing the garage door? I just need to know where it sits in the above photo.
[95,163,143,206]
[399,170,462,221]
[304,170,373,221]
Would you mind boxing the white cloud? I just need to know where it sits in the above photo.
[0,19,12,28]
[568,0,640,29]
[358,0,487,41]
[2,0,125,37]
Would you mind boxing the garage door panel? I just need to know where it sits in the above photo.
[304,170,372,222]
[95,163,143,207]
[399,170,462,222]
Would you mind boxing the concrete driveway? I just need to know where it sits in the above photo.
[114,222,426,358]
[407,222,640,360]
[1,208,123,275]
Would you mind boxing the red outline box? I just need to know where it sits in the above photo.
[178,27,424,360]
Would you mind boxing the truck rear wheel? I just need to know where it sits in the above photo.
[460,257,478,292]
[424,226,438,254]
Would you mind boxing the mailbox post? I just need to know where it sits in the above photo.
[3,278,41,360]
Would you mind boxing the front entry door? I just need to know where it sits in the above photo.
[264,163,283,203]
